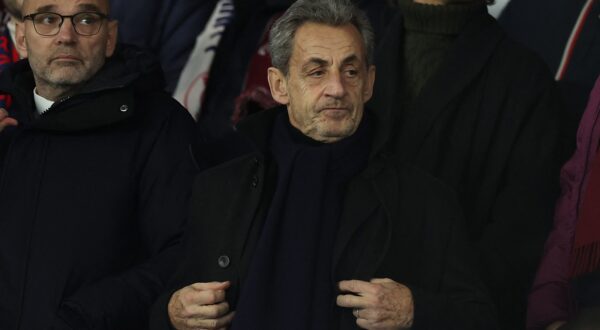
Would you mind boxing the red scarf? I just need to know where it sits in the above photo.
[571,147,600,277]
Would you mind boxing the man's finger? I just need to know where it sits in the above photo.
[339,280,378,294]
[181,301,230,319]
[185,288,227,306]
[336,293,371,308]
[370,278,393,284]
[191,281,230,291]
[356,317,374,329]
[185,311,235,329]
[356,307,390,323]
[0,117,18,128]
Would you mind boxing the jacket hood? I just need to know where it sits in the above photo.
[0,44,165,132]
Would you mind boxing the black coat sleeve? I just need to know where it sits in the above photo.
[408,208,499,329]
[476,59,564,326]
[407,174,499,330]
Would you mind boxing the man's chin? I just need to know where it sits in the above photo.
[46,73,88,87]
[314,125,356,142]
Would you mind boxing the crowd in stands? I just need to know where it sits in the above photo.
[0,0,598,329]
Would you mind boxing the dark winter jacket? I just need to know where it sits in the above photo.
[527,75,600,329]
[369,9,564,329]
[150,107,499,329]
[0,47,196,329]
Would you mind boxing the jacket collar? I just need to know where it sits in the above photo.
[0,45,164,132]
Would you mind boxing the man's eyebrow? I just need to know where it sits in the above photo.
[32,4,56,13]
[341,54,360,65]
[30,4,104,14]
[77,3,104,12]
[302,57,329,70]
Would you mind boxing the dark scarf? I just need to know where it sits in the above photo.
[231,111,372,329]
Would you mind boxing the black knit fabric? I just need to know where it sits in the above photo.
[231,112,372,329]
[397,0,485,117]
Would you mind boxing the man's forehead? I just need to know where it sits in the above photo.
[292,23,366,65]
[22,0,109,13]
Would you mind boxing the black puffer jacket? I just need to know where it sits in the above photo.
[0,47,196,329]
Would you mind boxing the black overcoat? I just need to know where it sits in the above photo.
[369,10,565,329]
[151,108,498,329]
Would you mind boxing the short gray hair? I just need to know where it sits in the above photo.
[269,0,375,75]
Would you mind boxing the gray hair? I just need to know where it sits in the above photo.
[269,0,375,75]
[3,0,23,19]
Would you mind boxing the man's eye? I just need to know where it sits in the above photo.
[77,15,99,25]
[37,15,59,25]
[345,69,358,77]
[309,70,324,77]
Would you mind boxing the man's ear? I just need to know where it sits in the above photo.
[363,65,376,102]
[105,20,118,57]
[15,21,28,58]
[267,67,289,105]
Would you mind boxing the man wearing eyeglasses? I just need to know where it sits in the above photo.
[0,0,195,329]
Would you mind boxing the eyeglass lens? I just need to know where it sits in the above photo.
[31,12,105,36]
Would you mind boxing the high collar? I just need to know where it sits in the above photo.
[0,44,164,132]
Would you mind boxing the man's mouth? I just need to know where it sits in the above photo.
[51,55,82,63]
[319,107,351,119]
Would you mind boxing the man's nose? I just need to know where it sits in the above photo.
[55,18,77,43]
[324,71,346,98]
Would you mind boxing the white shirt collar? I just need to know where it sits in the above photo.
[33,88,55,115]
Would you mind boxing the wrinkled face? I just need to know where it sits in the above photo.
[16,0,117,99]
[268,22,375,143]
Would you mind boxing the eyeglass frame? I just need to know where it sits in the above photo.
[22,12,110,37]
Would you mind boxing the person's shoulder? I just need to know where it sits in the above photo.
[484,22,554,80]
[133,89,193,124]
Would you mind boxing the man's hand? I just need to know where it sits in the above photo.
[546,321,566,330]
[0,108,17,132]
[168,281,235,330]
[337,278,414,330]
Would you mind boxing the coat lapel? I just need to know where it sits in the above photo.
[401,13,504,157]
[332,160,402,281]
[332,175,382,280]
[372,11,505,159]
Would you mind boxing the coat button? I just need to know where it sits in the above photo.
[218,255,230,268]
[120,105,129,112]
[251,176,259,188]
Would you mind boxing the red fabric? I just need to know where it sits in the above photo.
[571,147,600,277]
[231,13,282,124]
[0,27,18,110]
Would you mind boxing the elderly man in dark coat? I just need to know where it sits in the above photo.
[150,0,498,329]
[369,0,565,328]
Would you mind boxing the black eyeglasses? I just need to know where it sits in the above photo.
[22,12,108,36]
